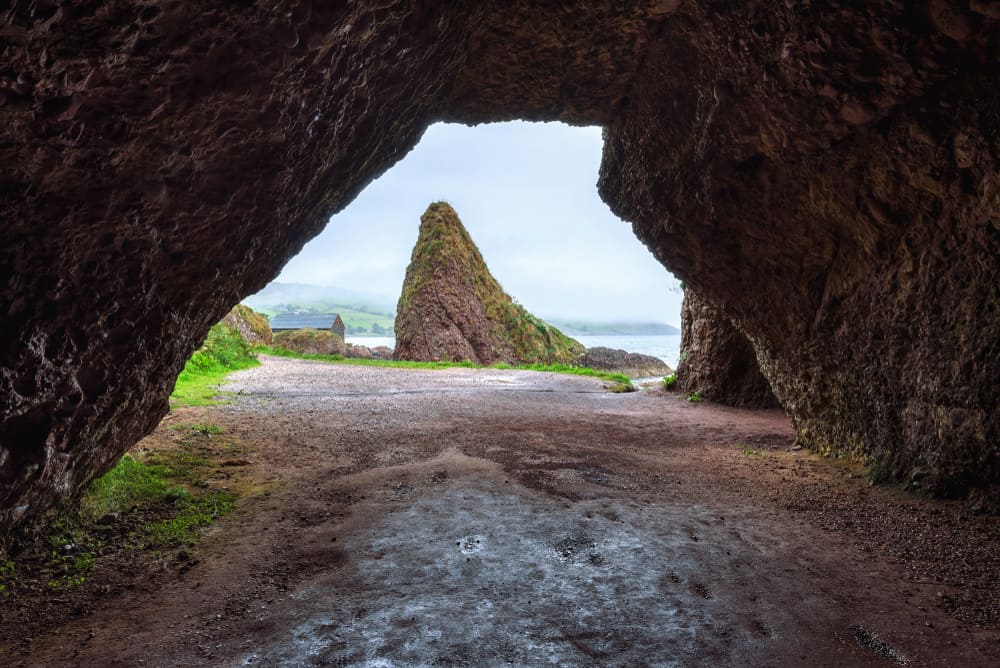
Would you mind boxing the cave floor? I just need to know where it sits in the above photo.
[6,356,999,666]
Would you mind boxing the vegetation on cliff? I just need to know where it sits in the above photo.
[395,202,584,365]
[170,321,259,406]
[222,304,273,345]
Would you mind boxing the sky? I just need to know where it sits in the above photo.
[274,121,683,326]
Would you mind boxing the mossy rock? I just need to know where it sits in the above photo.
[273,328,346,356]
[222,304,272,346]
[394,202,584,365]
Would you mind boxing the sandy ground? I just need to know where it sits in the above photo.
[9,355,1000,666]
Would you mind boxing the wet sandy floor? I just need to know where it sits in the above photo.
[13,357,999,666]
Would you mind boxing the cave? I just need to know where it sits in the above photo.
[2,2,998,533]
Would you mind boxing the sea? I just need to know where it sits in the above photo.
[347,334,682,369]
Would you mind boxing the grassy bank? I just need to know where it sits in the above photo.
[1,425,240,601]
[256,346,633,390]
[171,322,259,406]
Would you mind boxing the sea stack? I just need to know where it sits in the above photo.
[394,202,584,365]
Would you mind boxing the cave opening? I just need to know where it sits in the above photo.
[2,1,998,660]
[249,120,685,368]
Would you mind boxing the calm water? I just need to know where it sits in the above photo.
[348,334,681,368]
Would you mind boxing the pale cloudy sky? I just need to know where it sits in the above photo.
[275,121,683,326]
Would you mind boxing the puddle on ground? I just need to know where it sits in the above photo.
[236,479,883,666]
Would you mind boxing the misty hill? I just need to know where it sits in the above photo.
[394,202,584,365]
[246,282,679,337]
[243,282,396,317]
[547,320,679,336]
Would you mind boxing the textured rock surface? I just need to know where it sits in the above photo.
[676,292,778,409]
[394,203,585,366]
[598,7,1000,495]
[345,343,372,360]
[221,305,272,347]
[273,329,345,357]
[582,347,673,379]
[1,2,997,529]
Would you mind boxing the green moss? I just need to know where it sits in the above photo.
[226,304,272,344]
[272,328,344,355]
[143,490,237,548]
[10,447,238,591]
[83,454,188,518]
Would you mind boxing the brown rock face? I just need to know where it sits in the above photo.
[582,347,673,379]
[394,203,584,365]
[676,292,778,409]
[1,2,998,529]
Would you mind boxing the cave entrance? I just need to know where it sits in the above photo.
[248,120,684,368]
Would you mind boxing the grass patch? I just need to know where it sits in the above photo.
[143,490,237,548]
[2,438,242,595]
[662,373,677,390]
[83,454,187,519]
[257,346,632,386]
[171,322,259,407]
[685,390,704,403]
[740,444,760,458]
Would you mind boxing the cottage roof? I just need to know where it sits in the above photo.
[269,313,340,331]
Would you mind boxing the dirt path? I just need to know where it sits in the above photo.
[11,356,1000,666]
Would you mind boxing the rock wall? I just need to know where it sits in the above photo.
[676,292,778,409]
[1,1,997,530]
[598,5,999,496]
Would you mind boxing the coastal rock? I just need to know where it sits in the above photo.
[221,305,272,347]
[582,347,672,379]
[371,346,394,360]
[0,2,997,530]
[676,292,778,409]
[394,203,585,366]
[346,344,372,360]
[273,329,346,357]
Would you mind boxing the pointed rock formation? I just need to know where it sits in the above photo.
[394,203,584,366]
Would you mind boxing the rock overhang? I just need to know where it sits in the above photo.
[1,1,998,531]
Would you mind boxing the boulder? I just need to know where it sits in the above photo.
[272,329,346,356]
[346,344,372,359]
[582,347,672,378]
[221,305,272,347]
